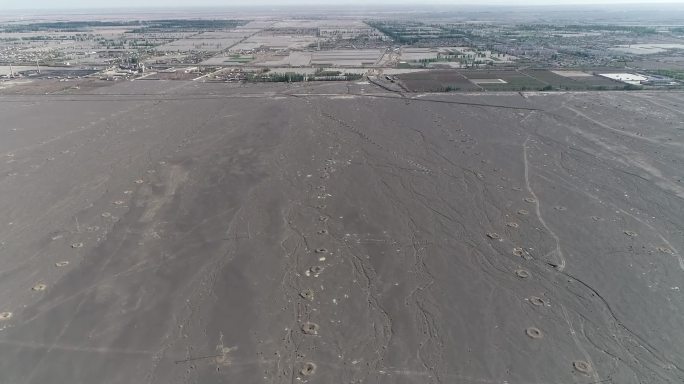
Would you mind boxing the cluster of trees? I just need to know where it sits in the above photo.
[366,21,472,45]
[246,72,363,83]
[247,72,306,82]
[128,40,158,47]
[648,69,684,81]
[314,69,343,76]
[2,19,247,34]
[2,21,142,33]
[366,21,426,44]
[516,24,656,35]
[97,39,125,49]
[129,19,247,33]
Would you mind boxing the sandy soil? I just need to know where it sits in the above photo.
[0,81,682,384]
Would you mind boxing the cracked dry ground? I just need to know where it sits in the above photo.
[0,82,682,384]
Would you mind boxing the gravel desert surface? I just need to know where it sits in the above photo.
[0,80,682,383]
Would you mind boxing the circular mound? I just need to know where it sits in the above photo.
[299,362,317,377]
[0,312,12,320]
[591,216,603,221]
[32,283,47,292]
[512,247,524,257]
[319,216,328,222]
[309,266,324,275]
[314,248,328,254]
[512,186,522,191]
[523,197,537,203]
[518,209,529,215]
[317,229,328,235]
[554,206,567,211]
[101,212,112,218]
[55,261,69,267]
[573,360,592,374]
[624,230,638,237]
[299,289,314,301]
[506,222,519,228]
[515,269,530,279]
[134,179,144,184]
[71,242,84,249]
[529,296,546,306]
[657,246,673,254]
[113,200,124,206]
[486,232,500,240]
[525,327,543,339]
[301,322,320,335]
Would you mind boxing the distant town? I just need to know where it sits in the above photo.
[2,5,684,92]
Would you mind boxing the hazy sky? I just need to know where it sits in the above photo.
[1,0,683,9]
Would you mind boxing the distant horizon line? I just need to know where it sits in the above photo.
[4,1,684,12]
